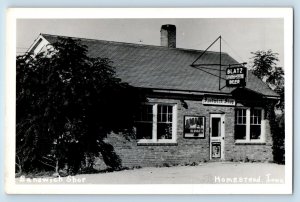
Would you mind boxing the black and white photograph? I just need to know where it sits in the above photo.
[5,8,293,194]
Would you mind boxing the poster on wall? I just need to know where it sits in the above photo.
[184,116,205,138]
[211,142,221,158]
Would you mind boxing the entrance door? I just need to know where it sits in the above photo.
[209,114,225,160]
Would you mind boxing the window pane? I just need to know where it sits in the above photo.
[250,109,262,139]
[238,109,242,116]
[235,109,246,140]
[158,105,173,123]
[158,112,161,122]
[257,110,261,124]
[250,125,261,139]
[168,106,172,114]
[250,109,262,124]
[136,105,153,140]
[138,105,153,121]
[238,117,242,124]
[162,113,166,122]
[147,113,153,121]
[163,105,167,113]
[236,109,246,124]
[146,105,153,121]
[168,114,172,122]
[212,118,221,137]
[242,109,246,116]
[136,122,152,139]
[157,123,172,139]
[235,125,246,140]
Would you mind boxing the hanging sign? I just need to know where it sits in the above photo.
[226,66,247,87]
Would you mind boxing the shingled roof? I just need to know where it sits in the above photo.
[39,33,278,97]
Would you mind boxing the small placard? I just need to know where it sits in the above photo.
[211,142,221,158]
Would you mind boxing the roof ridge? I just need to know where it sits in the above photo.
[40,33,230,55]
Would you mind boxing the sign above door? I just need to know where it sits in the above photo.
[202,95,236,106]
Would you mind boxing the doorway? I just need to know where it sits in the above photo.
[209,114,225,160]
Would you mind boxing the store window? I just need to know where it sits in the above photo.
[135,104,153,140]
[157,105,173,140]
[234,108,265,143]
[250,109,262,140]
[234,109,247,140]
[135,103,177,143]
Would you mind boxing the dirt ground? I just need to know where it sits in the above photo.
[16,162,285,184]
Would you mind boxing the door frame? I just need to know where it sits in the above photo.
[209,113,225,160]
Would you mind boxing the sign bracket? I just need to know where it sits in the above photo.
[190,36,247,90]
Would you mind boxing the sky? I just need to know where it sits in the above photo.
[17,18,284,67]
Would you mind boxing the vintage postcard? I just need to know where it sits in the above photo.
[5,8,293,194]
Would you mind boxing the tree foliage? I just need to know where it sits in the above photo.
[250,50,284,109]
[250,50,285,164]
[16,37,145,174]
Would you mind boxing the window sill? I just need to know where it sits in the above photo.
[235,141,266,145]
[137,142,178,146]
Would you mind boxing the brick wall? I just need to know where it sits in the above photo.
[96,97,273,169]
[225,119,273,162]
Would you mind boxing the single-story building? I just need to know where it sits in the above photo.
[27,24,280,168]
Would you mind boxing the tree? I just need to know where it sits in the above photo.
[250,50,284,110]
[16,37,145,174]
[250,50,285,164]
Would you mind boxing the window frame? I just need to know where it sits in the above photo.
[234,107,265,144]
[135,103,153,140]
[234,108,247,140]
[136,103,177,144]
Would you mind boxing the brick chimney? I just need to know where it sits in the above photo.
[160,24,176,48]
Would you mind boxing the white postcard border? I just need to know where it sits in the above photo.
[5,8,293,194]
